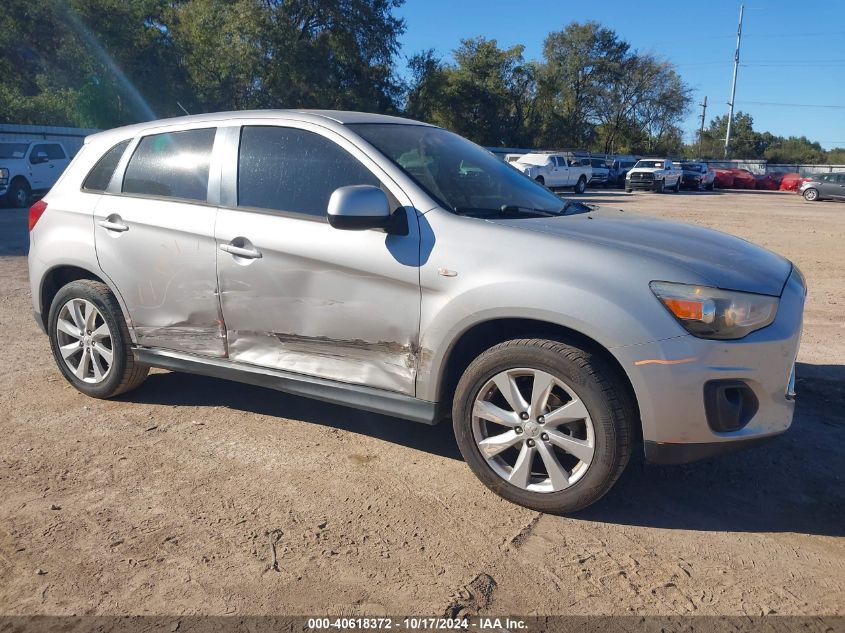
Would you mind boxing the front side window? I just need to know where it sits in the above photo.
[350,124,568,218]
[237,126,379,217]
[83,140,130,192]
[123,128,216,202]
[44,144,66,159]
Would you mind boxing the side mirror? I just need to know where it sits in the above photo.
[327,185,391,231]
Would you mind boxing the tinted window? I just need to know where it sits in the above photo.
[123,128,216,201]
[82,140,130,192]
[238,126,379,217]
[31,143,66,161]
[0,143,28,159]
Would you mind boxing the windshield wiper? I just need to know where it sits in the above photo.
[452,205,567,218]
[500,205,561,217]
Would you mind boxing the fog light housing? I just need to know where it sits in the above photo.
[704,380,758,432]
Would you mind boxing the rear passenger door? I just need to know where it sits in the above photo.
[93,127,226,357]
[214,123,421,395]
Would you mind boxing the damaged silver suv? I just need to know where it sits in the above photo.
[28,110,805,513]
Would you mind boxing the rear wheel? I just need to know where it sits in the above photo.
[535,176,545,186]
[655,179,665,193]
[48,280,149,398]
[803,188,820,201]
[452,338,634,514]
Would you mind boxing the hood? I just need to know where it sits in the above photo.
[493,207,792,296]
[629,166,665,174]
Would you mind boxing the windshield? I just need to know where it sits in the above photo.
[590,159,607,168]
[681,163,703,172]
[349,124,567,217]
[0,143,29,159]
[634,160,664,169]
[514,154,551,166]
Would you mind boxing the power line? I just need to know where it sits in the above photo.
[738,101,845,109]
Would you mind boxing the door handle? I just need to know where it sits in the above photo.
[98,219,129,232]
[220,242,262,259]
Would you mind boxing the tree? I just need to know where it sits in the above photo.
[405,38,536,147]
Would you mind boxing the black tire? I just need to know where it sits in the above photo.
[48,280,149,398]
[803,188,820,202]
[655,179,665,194]
[673,178,681,192]
[452,338,635,514]
[625,188,633,193]
[535,176,545,186]
[706,182,715,191]
[7,178,31,208]
[574,176,587,194]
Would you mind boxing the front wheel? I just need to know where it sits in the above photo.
[48,280,149,398]
[452,338,634,514]
[574,177,587,194]
[535,176,545,186]
[6,179,31,208]
[655,180,665,193]
[803,188,820,201]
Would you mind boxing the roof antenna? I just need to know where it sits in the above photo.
[176,101,191,116]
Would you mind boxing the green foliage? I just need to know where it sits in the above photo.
[405,38,535,147]
[1,0,406,127]
[692,111,838,164]
[405,22,692,154]
[2,5,839,164]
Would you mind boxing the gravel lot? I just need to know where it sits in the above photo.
[0,190,843,616]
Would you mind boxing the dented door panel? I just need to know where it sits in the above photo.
[93,195,225,357]
[215,208,421,394]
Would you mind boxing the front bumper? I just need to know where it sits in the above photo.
[612,268,805,463]
[628,178,659,190]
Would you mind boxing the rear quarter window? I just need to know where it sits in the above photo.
[82,140,130,192]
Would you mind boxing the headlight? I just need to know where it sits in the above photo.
[650,281,779,340]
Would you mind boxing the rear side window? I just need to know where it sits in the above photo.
[82,140,130,192]
[237,126,379,217]
[123,128,216,202]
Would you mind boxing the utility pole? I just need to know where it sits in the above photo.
[725,3,744,158]
[697,96,708,157]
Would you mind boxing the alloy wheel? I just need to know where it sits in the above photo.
[471,368,595,493]
[55,298,114,384]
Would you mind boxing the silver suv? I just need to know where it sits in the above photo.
[28,110,806,513]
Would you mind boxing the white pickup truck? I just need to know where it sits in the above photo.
[513,152,592,194]
[0,141,71,207]
[625,158,683,193]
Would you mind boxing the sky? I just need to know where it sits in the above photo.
[394,0,845,149]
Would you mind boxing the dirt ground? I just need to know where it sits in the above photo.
[0,189,843,617]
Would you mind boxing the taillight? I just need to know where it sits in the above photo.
[29,200,47,231]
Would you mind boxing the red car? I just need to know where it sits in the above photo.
[729,169,757,189]
[712,169,735,189]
